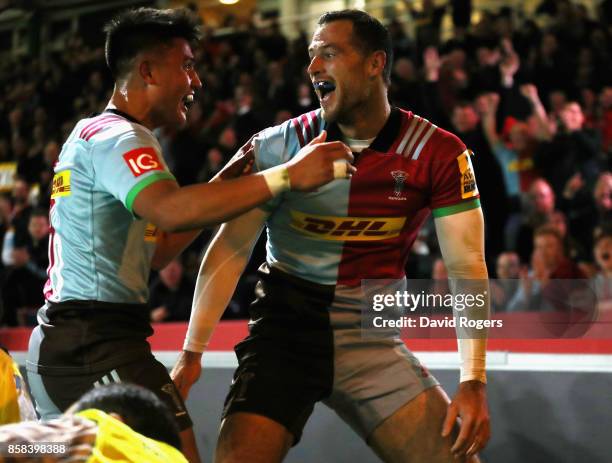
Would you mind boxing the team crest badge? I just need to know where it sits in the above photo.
[390,170,408,200]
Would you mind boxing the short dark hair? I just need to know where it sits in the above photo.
[72,383,181,450]
[317,9,393,86]
[104,7,202,79]
[30,207,49,219]
[534,224,564,246]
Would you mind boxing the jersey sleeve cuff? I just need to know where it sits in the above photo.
[125,172,175,214]
[432,198,480,218]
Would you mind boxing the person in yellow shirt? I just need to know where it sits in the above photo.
[0,383,187,462]
[0,347,37,425]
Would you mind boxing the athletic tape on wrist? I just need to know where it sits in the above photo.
[263,165,290,196]
[459,338,487,383]
[333,160,348,179]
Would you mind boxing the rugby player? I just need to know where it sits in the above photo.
[174,9,490,463]
[26,7,354,463]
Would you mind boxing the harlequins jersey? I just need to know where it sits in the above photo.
[253,107,480,287]
[44,111,174,304]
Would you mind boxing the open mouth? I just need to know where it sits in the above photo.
[314,81,336,103]
[182,94,195,111]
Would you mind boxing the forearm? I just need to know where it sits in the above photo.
[155,173,274,232]
[151,229,202,270]
[530,99,553,141]
[183,233,251,352]
[435,208,489,384]
[446,254,489,383]
[183,208,266,352]
[481,111,499,147]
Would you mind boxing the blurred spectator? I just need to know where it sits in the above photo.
[233,85,266,145]
[598,86,612,159]
[478,90,541,248]
[545,210,587,264]
[293,82,317,115]
[14,209,50,279]
[508,225,585,312]
[1,243,45,326]
[8,177,33,239]
[198,147,225,182]
[565,172,612,257]
[451,100,508,268]
[38,140,61,207]
[534,101,600,200]
[406,0,446,50]
[591,232,612,311]
[0,195,11,271]
[217,126,239,161]
[2,178,34,268]
[490,252,521,311]
[515,178,558,263]
[149,258,194,323]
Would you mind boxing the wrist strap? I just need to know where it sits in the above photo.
[263,165,291,196]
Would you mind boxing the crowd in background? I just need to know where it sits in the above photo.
[2,0,612,326]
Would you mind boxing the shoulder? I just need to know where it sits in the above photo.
[426,125,467,161]
[86,119,160,161]
[395,111,465,161]
[254,109,324,169]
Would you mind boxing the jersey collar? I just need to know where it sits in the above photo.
[324,107,402,153]
[103,108,142,125]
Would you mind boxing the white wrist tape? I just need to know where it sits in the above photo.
[333,160,348,179]
[458,338,487,383]
[262,165,290,196]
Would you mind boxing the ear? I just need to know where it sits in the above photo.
[139,60,156,85]
[108,412,125,423]
[368,50,387,80]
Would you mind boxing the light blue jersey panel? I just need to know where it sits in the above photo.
[252,110,351,285]
[45,114,175,304]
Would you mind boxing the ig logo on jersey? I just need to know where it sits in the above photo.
[123,147,164,177]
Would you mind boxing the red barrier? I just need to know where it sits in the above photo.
[1,320,611,353]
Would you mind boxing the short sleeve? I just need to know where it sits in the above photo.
[251,125,288,212]
[94,129,175,214]
[429,132,481,218]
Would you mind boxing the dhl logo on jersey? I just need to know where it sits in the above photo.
[51,171,71,198]
[290,210,406,241]
[457,150,479,199]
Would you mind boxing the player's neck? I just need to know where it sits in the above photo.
[338,91,390,140]
[107,84,153,130]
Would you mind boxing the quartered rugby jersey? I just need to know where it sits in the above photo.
[254,107,480,287]
[44,111,174,304]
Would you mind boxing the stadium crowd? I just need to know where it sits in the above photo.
[2,0,612,325]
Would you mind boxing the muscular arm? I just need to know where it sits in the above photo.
[434,207,490,457]
[434,206,488,382]
[134,130,353,233]
[133,175,273,233]
[184,207,267,352]
[171,208,268,398]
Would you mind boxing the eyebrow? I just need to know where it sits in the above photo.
[308,44,338,55]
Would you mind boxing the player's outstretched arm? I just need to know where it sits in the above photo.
[171,207,268,399]
[434,207,491,459]
[133,130,354,232]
